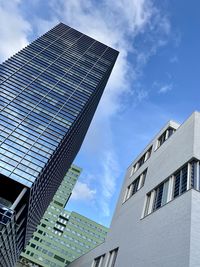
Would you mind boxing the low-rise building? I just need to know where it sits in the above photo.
[68,112,200,267]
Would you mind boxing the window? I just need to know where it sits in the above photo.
[131,146,152,175]
[161,179,169,206]
[190,160,198,189]
[156,127,175,149]
[34,236,39,241]
[144,192,151,217]
[138,154,145,168]
[124,169,147,202]
[54,200,63,207]
[139,169,147,188]
[173,165,187,198]
[105,248,118,267]
[153,183,164,210]
[153,179,170,211]
[142,161,198,218]
[54,255,65,263]
[92,255,105,267]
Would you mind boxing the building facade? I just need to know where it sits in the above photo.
[0,22,118,267]
[17,164,108,267]
[19,211,108,267]
[68,112,200,267]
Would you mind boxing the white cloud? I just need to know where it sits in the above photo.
[71,181,96,201]
[0,0,31,62]
[159,84,173,94]
[99,151,120,217]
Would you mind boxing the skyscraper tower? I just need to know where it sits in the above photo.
[0,22,118,267]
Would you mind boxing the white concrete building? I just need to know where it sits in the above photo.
[68,112,200,267]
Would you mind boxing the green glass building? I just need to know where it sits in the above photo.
[18,165,108,267]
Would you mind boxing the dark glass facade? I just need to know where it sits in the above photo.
[0,23,118,267]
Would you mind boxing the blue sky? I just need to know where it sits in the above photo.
[1,0,200,227]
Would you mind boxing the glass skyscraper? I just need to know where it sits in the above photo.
[0,23,118,267]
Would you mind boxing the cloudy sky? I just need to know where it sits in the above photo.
[1,0,200,226]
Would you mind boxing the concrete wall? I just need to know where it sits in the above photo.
[189,190,200,267]
[69,112,200,267]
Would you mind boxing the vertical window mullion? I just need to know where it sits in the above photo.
[123,188,129,203]
[107,251,115,267]
[142,194,150,218]
[165,129,169,140]
[173,171,180,198]
[161,179,169,206]
[99,256,104,267]
[153,184,163,211]
[148,190,156,214]
[104,253,110,267]
[197,161,200,190]
[187,162,191,190]
[179,170,182,195]
[138,173,143,189]
[181,166,187,193]
[167,176,174,202]
[144,151,149,161]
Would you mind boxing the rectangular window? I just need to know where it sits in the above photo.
[152,178,170,211]
[173,165,188,198]
[139,169,147,188]
[156,127,175,149]
[161,179,169,206]
[34,236,39,241]
[132,178,140,194]
[138,154,145,168]
[145,146,152,161]
[92,255,105,267]
[132,146,152,175]
[173,172,180,198]
[105,248,118,267]
[190,161,198,189]
[54,200,63,207]
[143,193,150,217]
[124,169,147,202]
[153,183,164,211]
[168,127,174,137]
[143,161,193,218]
[54,255,65,263]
